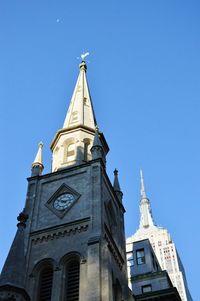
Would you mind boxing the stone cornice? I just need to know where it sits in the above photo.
[27,158,103,182]
[50,125,96,151]
[30,217,90,245]
[131,270,168,282]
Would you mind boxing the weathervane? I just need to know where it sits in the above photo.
[77,52,90,62]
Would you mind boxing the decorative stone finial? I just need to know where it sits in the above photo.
[17,210,28,228]
[32,142,43,167]
[114,168,118,176]
[113,168,123,202]
[91,128,106,164]
[31,142,44,176]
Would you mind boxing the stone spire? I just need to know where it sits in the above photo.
[63,61,97,130]
[113,169,123,202]
[0,211,30,301]
[139,169,155,229]
[31,142,44,176]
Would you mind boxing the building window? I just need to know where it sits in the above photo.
[136,249,145,265]
[38,266,53,301]
[66,260,80,301]
[142,284,152,293]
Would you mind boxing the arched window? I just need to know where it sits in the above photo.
[38,266,53,301]
[66,259,80,301]
[67,143,75,162]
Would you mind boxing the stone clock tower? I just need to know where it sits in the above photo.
[0,61,134,301]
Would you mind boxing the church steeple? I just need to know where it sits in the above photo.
[50,60,109,172]
[0,58,132,301]
[139,169,155,229]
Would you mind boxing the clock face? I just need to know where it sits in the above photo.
[53,193,75,211]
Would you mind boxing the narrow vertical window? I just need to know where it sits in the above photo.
[38,266,53,301]
[67,143,75,162]
[66,260,80,301]
[136,249,145,265]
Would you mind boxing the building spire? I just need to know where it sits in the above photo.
[139,170,155,229]
[63,59,97,130]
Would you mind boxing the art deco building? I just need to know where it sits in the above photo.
[126,170,192,301]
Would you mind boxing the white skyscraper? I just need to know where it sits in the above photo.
[126,170,192,301]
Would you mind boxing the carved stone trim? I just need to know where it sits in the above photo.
[31,218,89,245]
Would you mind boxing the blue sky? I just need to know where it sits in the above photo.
[0,1,200,299]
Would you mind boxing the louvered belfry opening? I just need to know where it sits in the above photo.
[38,266,53,301]
[66,260,80,301]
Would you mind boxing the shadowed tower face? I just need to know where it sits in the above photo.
[0,60,133,301]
